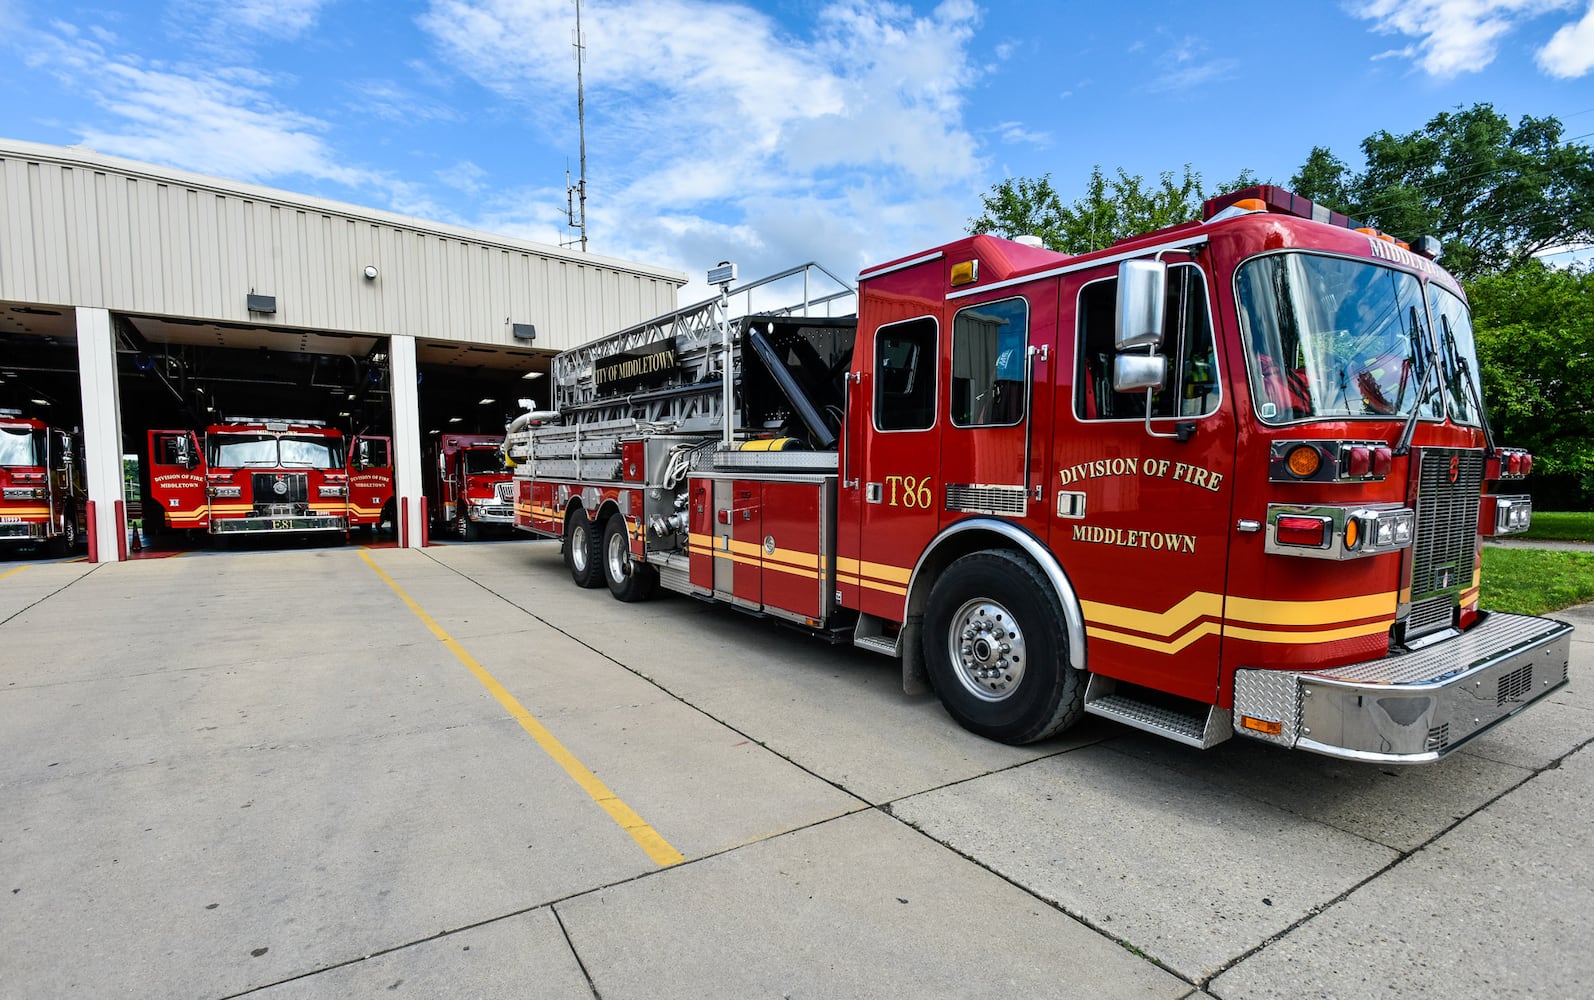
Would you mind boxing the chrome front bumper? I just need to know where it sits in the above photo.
[211,515,347,534]
[1233,612,1573,763]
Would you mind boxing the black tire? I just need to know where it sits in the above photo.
[563,510,603,588]
[458,505,478,541]
[922,550,1084,744]
[49,507,79,557]
[601,511,657,602]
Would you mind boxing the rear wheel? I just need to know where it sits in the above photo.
[922,549,1083,744]
[564,510,603,588]
[602,512,657,602]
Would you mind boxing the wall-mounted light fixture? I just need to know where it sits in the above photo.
[521,371,544,380]
[363,265,379,280]
[510,322,536,340]
[247,293,277,314]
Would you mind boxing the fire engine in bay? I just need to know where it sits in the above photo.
[505,186,1572,763]
[145,418,393,539]
[425,431,515,540]
[0,411,87,555]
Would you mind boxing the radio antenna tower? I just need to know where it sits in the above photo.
[563,0,588,252]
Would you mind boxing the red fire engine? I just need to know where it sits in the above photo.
[506,187,1571,763]
[146,418,393,538]
[425,431,515,540]
[0,411,87,555]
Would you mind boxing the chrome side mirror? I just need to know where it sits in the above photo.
[1112,353,1167,393]
[1115,259,1167,350]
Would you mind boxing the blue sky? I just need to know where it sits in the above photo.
[1,0,1591,299]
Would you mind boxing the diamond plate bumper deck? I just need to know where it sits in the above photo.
[1232,612,1573,763]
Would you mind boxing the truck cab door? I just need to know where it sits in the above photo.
[147,430,207,530]
[348,435,393,526]
[939,287,1057,540]
[1051,262,1235,703]
[843,313,941,620]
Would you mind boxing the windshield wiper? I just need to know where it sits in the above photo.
[1441,313,1497,453]
[1394,305,1439,456]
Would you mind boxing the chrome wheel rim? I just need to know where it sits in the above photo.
[606,527,631,582]
[570,522,591,573]
[947,597,1027,702]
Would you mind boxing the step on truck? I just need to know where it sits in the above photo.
[506,186,1572,763]
[426,431,515,540]
[0,411,87,555]
[146,418,393,539]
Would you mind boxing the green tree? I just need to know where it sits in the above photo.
[1296,104,1594,279]
[970,164,1263,254]
[1468,261,1594,500]
[1290,146,1351,208]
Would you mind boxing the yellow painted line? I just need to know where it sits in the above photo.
[1083,590,1398,636]
[0,564,32,581]
[358,549,684,868]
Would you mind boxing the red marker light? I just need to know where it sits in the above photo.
[1346,447,1371,478]
[1523,453,1533,475]
[1371,447,1393,476]
[1508,453,1523,476]
[1276,515,1328,547]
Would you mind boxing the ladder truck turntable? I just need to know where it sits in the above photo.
[506,186,1572,763]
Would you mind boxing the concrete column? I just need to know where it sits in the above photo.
[75,307,126,562]
[388,334,424,548]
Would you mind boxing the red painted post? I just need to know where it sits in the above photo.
[420,496,430,547]
[399,496,408,548]
[115,500,127,560]
[86,500,99,563]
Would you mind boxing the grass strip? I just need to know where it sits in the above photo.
[1481,546,1594,616]
[1522,511,1594,543]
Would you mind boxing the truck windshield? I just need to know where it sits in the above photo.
[1428,284,1483,427]
[280,436,342,468]
[463,448,505,474]
[1236,252,1444,425]
[209,434,343,468]
[0,428,38,466]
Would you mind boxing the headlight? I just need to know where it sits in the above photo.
[318,485,348,498]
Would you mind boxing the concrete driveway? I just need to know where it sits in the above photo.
[2,541,1588,998]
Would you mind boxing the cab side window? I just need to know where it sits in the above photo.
[874,317,937,431]
[951,297,1028,427]
[1076,264,1218,420]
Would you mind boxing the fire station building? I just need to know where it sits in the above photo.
[0,138,685,559]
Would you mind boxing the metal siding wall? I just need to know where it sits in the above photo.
[0,144,684,348]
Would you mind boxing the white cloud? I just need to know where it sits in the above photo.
[170,0,332,40]
[436,160,488,195]
[23,21,445,219]
[421,0,990,278]
[1537,0,1594,76]
[1350,0,1578,77]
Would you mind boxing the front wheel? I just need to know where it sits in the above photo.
[458,506,478,541]
[602,512,657,602]
[564,510,603,588]
[50,506,79,557]
[922,550,1083,745]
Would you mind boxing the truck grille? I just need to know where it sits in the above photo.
[1407,448,1483,638]
[252,472,309,505]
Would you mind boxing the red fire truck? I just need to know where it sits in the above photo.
[426,431,515,540]
[0,411,87,555]
[506,186,1571,763]
[146,418,393,539]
